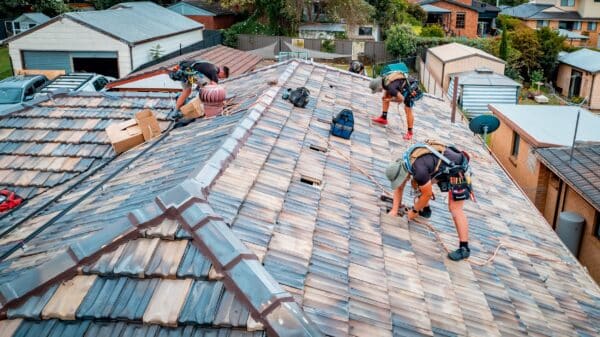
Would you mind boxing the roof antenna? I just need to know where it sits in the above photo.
[567,97,587,164]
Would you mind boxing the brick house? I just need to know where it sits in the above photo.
[537,145,600,283]
[556,48,600,110]
[419,0,500,37]
[489,104,600,282]
[501,0,600,48]
[168,0,238,30]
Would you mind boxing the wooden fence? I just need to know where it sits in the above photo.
[236,34,393,64]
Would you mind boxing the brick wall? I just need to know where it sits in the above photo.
[429,2,479,38]
[489,121,543,204]
[187,15,237,30]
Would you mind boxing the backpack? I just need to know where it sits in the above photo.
[288,87,310,108]
[330,109,354,139]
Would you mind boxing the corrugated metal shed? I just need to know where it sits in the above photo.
[447,68,521,117]
[65,2,203,44]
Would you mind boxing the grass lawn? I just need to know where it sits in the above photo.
[519,85,562,105]
[0,47,13,80]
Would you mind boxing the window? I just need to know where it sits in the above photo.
[28,23,36,29]
[456,13,466,29]
[511,131,520,157]
[537,20,549,28]
[559,21,577,30]
[596,212,600,238]
[358,26,373,36]
[588,22,597,31]
[573,21,582,30]
[560,0,575,6]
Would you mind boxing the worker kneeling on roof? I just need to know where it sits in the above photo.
[169,61,229,116]
[386,140,473,261]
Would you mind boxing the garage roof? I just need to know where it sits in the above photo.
[449,68,521,87]
[428,42,504,64]
[66,2,203,45]
[559,48,600,73]
[4,2,203,46]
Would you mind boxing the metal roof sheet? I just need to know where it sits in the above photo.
[449,69,522,87]
[65,2,202,44]
[559,48,600,73]
[428,42,504,63]
[420,4,451,13]
[490,104,600,146]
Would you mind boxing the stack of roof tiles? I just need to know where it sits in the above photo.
[0,60,599,337]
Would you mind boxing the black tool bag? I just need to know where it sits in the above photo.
[330,109,354,139]
[288,87,310,108]
[405,76,423,101]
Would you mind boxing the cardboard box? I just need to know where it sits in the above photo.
[106,119,144,154]
[180,97,204,119]
[16,69,66,80]
[135,109,161,141]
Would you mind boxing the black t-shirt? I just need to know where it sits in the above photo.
[383,79,407,97]
[191,62,219,83]
[412,148,464,186]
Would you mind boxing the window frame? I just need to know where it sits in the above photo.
[560,0,575,6]
[587,22,597,31]
[456,12,466,29]
[358,26,373,36]
[511,131,520,157]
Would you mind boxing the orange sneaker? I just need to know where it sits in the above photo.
[372,116,388,125]
[403,131,413,140]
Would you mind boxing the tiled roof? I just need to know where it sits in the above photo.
[0,60,599,337]
[500,3,552,18]
[0,92,172,222]
[106,45,263,92]
[537,145,600,211]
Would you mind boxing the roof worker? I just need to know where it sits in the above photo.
[369,72,415,140]
[169,61,229,117]
[385,140,473,261]
[349,60,366,75]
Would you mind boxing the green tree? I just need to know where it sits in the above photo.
[536,27,566,80]
[324,0,375,26]
[510,28,541,81]
[385,24,417,57]
[420,24,444,37]
[0,0,69,18]
[499,27,508,61]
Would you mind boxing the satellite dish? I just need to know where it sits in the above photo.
[469,114,500,138]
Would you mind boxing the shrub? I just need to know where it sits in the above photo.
[321,39,335,53]
[385,24,417,58]
[420,25,444,38]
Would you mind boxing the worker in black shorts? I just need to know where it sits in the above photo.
[385,142,473,261]
[174,62,229,110]
[369,72,415,140]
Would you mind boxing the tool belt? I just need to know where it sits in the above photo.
[442,173,472,201]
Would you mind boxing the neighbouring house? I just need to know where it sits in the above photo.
[106,45,264,92]
[3,2,204,78]
[536,145,600,283]
[4,13,50,37]
[446,68,521,117]
[425,42,505,93]
[556,48,600,110]
[419,0,501,37]
[488,103,600,209]
[0,60,599,337]
[501,0,600,48]
[168,0,239,30]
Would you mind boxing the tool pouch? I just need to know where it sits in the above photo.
[450,183,471,201]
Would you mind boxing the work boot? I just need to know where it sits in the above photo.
[403,131,413,140]
[419,206,432,218]
[372,116,388,125]
[448,247,470,261]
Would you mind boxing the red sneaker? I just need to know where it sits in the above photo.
[372,116,388,125]
[403,131,413,140]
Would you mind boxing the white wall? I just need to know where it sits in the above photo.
[8,18,132,77]
[131,29,203,71]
